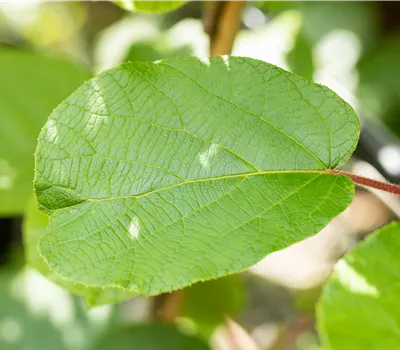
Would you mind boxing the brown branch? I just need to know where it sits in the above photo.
[151,289,184,324]
[204,1,246,57]
[330,169,400,196]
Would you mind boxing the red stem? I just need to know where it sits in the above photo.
[329,169,400,195]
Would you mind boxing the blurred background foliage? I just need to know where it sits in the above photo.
[0,1,399,349]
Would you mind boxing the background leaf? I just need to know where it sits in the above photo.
[93,323,209,350]
[0,265,118,350]
[0,49,90,216]
[286,32,314,80]
[35,56,358,296]
[180,275,246,338]
[317,222,400,350]
[124,41,192,63]
[113,1,187,13]
[258,1,375,46]
[357,39,400,131]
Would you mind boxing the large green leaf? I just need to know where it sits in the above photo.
[23,195,136,307]
[0,49,90,216]
[35,56,359,296]
[317,222,400,350]
[93,323,209,350]
[113,1,187,13]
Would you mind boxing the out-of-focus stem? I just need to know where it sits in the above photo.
[151,289,184,323]
[204,1,246,57]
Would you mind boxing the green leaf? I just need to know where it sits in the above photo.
[0,49,90,216]
[23,195,136,307]
[0,265,119,350]
[317,222,400,349]
[256,1,375,47]
[124,41,193,63]
[35,56,359,296]
[93,323,210,350]
[113,1,187,13]
[357,40,400,129]
[286,32,314,80]
[180,275,246,338]
[296,1,375,46]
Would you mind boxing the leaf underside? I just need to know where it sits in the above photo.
[35,56,359,295]
[317,222,400,350]
[23,195,136,307]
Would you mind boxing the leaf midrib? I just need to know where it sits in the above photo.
[45,172,331,295]
[43,170,333,216]
[85,169,329,202]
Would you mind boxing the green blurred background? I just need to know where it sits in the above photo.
[0,1,399,349]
